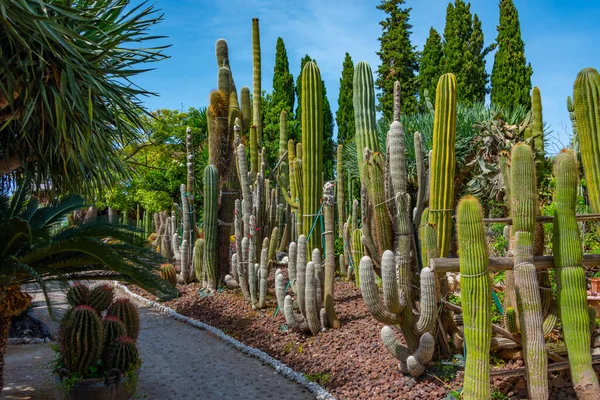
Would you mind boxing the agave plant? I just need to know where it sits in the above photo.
[0,183,176,389]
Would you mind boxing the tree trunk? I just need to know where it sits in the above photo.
[84,205,98,224]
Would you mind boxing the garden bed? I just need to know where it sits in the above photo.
[125,276,594,400]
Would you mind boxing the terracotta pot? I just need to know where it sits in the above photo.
[54,368,137,400]
[591,277,600,293]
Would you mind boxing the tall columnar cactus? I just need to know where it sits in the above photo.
[530,87,544,157]
[413,131,426,227]
[510,143,547,400]
[457,196,491,400]
[252,18,262,146]
[278,110,289,195]
[428,73,457,257]
[353,62,379,180]
[108,299,140,341]
[203,165,218,291]
[363,150,394,256]
[193,239,205,286]
[337,144,345,238]
[89,284,114,314]
[180,182,193,282]
[573,68,600,213]
[553,149,600,399]
[301,61,323,253]
[60,305,103,373]
[351,228,363,287]
[107,336,139,372]
[322,182,340,329]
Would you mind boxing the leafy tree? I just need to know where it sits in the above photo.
[375,0,420,119]
[490,0,533,109]
[419,28,443,107]
[336,53,355,145]
[0,0,168,196]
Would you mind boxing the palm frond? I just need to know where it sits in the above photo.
[28,195,86,229]
[0,218,32,257]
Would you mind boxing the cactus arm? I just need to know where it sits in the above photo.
[413,267,436,335]
[275,269,286,311]
[413,131,426,227]
[553,149,600,398]
[359,256,401,325]
[296,235,307,316]
[457,195,492,400]
[288,241,297,293]
[283,295,309,333]
[257,248,268,309]
[305,262,322,334]
[382,250,403,315]
[351,229,363,287]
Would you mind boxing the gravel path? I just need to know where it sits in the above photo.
[134,304,315,400]
[3,284,315,400]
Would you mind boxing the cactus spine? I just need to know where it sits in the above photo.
[510,143,547,400]
[353,62,379,180]
[428,73,457,257]
[553,149,600,399]
[203,165,218,291]
[573,68,600,213]
[457,196,491,400]
[301,61,323,253]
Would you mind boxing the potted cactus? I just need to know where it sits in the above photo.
[53,284,141,400]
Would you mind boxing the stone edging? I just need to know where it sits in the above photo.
[113,282,336,400]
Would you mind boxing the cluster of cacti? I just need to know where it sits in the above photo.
[59,284,140,377]
[275,233,331,334]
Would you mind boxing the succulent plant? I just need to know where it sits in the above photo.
[107,336,139,372]
[60,305,103,373]
[160,264,177,286]
[107,299,140,340]
[66,283,89,308]
[88,284,114,314]
[102,316,127,362]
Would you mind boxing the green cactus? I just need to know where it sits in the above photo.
[553,149,600,398]
[351,228,363,287]
[510,143,547,399]
[353,61,379,180]
[60,305,103,373]
[193,239,204,286]
[107,299,140,340]
[419,208,438,269]
[107,336,139,372]
[531,86,544,156]
[101,316,126,362]
[180,183,193,283]
[278,110,289,193]
[457,196,491,400]
[67,283,89,308]
[88,284,114,314]
[413,131,426,228]
[337,144,345,239]
[428,73,457,257]
[573,68,600,213]
[203,165,218,291]
[159,264,177,286]
[267,227,279,267]
[252,18,262,146]
[300,61,323,253]
[363,151,394,255]
[504,307,519,334]
[249,126,259,180]
[241,86,251,133]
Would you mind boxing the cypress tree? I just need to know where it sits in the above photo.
[336,53,355,145]
[375,0,419,119]
[466,14,489,103]
[419,28,443,108]
[263,38,296,166]
[490,0,533,109]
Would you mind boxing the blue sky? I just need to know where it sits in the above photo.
[134,0,600,154]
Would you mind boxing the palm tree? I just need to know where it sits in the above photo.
[0,185,177,389]
[0,0,169,196]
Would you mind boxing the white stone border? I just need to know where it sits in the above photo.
[113,282,336,400]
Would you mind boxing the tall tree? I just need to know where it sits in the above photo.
[336,53,355,145]
[323,85,335,181]
[491,0,533,109]
[263,38,296,166]
[465,14,489,103]
[419,28,443,107]
[376,0,419,119]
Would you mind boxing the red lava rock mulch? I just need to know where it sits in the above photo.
[126,275,593,400]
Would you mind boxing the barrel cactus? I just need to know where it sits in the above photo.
[107,299,140,340]
[88,284,114,314]
[107,336,140,372]
[102,316,127,361]
[66,283,89,308]
[160,264,178,286]
[60,305,103,373]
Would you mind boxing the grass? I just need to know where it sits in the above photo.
[304,371,332,385]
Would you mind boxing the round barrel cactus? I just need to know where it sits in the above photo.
[107,299,140,340]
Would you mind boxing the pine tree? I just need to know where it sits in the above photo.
[336,53,355,145]
[491,0,533,109]
[419,28,443,108]
[263,38,296,166]
[376,0,419,119]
